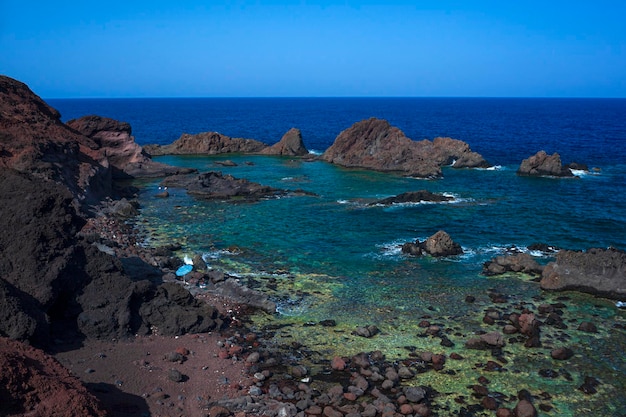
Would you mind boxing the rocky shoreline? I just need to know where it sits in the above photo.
[1,75,625,417]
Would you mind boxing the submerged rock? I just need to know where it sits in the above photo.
[370,190,454,206]
[161,171,315,201]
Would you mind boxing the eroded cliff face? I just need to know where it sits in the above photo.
[321,117,490,178]
[0,76,113,205]
[67,114,194,179]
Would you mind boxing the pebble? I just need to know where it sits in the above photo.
[168,369,184,383]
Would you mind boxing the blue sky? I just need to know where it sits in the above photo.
[1,1,625,98]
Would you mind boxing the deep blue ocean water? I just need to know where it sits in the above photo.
[50,98,626,415]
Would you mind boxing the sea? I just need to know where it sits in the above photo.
[50,97,626,415]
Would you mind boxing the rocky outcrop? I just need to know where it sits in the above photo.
[540,247,626,299]
[0,337,108,417]
[0,76,192,206]
[0,76,225,347]
[371,190,454,206]
[401,230,463,257]
[145,127,310,158]
[67,115,194,179]
[0,168,224,345]
[321,118,490,178]
[482,253,544,276]
[260,128,309,156]
[144,131,267,156]
[517,151,582,177]
[161,171,315,201]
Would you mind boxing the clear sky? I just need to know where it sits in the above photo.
[1,0,625,98]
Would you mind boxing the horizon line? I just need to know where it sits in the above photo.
[45,95,626,100]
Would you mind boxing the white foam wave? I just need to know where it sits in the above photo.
[308,149,323,156]
[183,255,193,265]
[570,168,591,178]
[202,248,240,262]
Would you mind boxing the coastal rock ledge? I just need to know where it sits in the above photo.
[321,117,490,178]
[540,247,626,299]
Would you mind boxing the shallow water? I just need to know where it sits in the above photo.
[135,154,626,416]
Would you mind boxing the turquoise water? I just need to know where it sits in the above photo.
[136,154,626,416]
[51,97,626,415]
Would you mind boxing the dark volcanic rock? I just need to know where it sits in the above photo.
[161,171,313,201]
[422,230,463,257]
[402,230,463,257]
[260,127,309,156]
[371,190,454,205]
[144,131,267,156]
[67,115,194,179]
[482,253,544,276]
[0,76,227,347]
[0,337,107,417]
[517,151,575,177]
[321,118,490,178]
[540,247,626,299]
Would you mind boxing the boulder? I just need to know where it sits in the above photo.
[517,151,574,177]
[321,118,490,178]
[482,253,544,276]
[422,230,463,257]
[260,127,309,156]
[540,247,626,299]
[466,331,505,349]
[402,230,463,257]
[144,131,267,156]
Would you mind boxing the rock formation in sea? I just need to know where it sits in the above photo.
[0,337,108,417]
[370,190,454,206]
[0,75,223,346]
[540,247,626,299]
[401,230,463,257]
[321,118,490,178]
[144,127,310,157]
[161,171,316,201]
[517,150,587,177]
[260,127,309,156]
[144,131,267,156]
